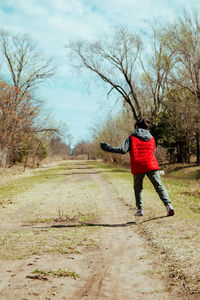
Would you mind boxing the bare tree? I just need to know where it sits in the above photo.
[67,27,143,121]
[0,30,57,167]
[0,31,55,97]
[139,24,175,120]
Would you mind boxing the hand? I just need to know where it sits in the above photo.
[100,142,108,151]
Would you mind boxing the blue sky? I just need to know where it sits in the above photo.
[0,0,199,146]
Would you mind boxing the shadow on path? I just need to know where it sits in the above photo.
[31,215,168,229]
[33,221,136,229]
[141,215,168,223]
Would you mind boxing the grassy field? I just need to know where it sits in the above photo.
[96,161,200,294]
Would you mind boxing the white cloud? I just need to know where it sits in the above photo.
[53,0,84,15]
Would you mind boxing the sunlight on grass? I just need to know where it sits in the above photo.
[96,162,200,294]
[0,165,66,205]
[0,227,97,260]
[23,178,105,224]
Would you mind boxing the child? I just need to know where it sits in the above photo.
[100,119,174,217]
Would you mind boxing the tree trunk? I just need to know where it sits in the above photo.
[196,131,200,165]
[0,145,9,168]
[176,139,187,163]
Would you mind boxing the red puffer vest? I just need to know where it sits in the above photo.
[129,135,160,174]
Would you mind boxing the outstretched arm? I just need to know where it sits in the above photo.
[100,137,130,154]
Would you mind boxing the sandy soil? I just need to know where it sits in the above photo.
[0,162,186,299]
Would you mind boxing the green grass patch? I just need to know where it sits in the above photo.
[143,176,200,222]
[32,268,80,279]
[163,163,200,180]
[90,161,130,173]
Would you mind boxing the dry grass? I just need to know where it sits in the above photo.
[0,165,36,185]
[100,163,200,296]
[0,161,62,186]
[0,161,104,260]
[0,227,97,260]
[1,160,199,296]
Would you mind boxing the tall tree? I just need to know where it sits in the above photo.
[0,81,37,167]
[0,30,56,167]
[0,31,55,97]
[139,24,174,120]
[167,11,200,163]
[67,28,143,121]
[153,88,197,163]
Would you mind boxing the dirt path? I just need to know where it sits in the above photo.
[0,162,183,299]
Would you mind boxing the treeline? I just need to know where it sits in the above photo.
[0,30,70,168]
[69,9,200,165]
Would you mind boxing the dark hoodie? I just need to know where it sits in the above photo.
[100,129,153,154]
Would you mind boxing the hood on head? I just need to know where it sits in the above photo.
[131,128,152,141]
